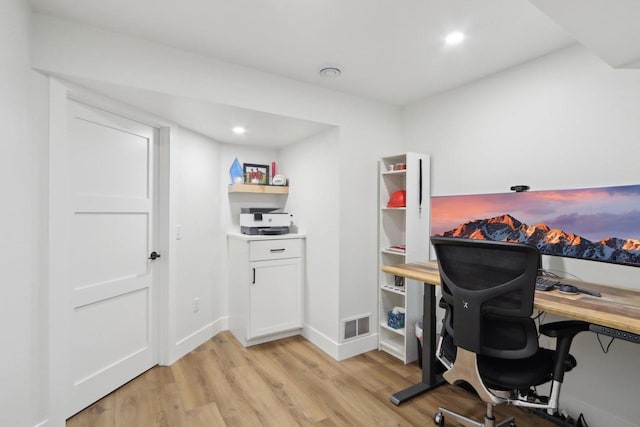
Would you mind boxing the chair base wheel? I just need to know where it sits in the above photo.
[433,411,444,426]
[434,407,517,427]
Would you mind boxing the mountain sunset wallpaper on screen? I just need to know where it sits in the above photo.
[431,185,640,267]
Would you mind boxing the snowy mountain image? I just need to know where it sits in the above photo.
[438,214,640,265]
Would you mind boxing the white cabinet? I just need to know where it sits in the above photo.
[228,233,305,346]
[378,153,430,363]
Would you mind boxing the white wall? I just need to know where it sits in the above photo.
[31,13,400,360]
[280,128,341,350]
[219,144,282,234]
[0,1,48,426]
[30,69,51,427]
[174,128,222,344]
[403,44,640,427]
[337,101,403,351]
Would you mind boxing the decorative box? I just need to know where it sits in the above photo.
[387,310,405,329]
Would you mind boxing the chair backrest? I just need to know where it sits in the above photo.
[431,236,540,359]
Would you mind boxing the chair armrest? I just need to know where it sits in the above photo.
[539,320,590,338]
[539,320,590,382]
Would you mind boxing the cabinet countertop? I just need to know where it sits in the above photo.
[227,232,306,241]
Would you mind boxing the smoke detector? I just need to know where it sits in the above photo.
[319,66,342,78]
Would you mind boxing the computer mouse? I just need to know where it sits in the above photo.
[558,284,580,295]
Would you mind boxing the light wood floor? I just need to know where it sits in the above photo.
[67,331,556,426]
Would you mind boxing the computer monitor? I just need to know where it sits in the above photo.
[431,184,640,268]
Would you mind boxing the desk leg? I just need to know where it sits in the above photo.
[390,281,445,405]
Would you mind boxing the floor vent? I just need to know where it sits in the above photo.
[342,314,371,341]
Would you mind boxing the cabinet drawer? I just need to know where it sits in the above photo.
[249,239,302,261]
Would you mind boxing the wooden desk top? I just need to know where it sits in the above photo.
[383,261,640,336]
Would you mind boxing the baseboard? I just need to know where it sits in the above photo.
[338,332,379,360]
[234,328,302,347]
[302,325,340,359]
[172,316,228,363]
[171,318,376,366]
[302,324,378,361]
[33,419,49,427]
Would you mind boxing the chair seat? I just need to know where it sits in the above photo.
[442,335,557,390]
[478,348,555,389]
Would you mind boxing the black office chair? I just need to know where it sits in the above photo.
[430,237,589,427]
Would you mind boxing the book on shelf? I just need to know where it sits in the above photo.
[386,245,406,253]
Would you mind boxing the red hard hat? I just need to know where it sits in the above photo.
[387,190,406,208]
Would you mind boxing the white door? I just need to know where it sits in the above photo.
[66,100,159,416]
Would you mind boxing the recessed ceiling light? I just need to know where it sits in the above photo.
[319,66,342,78]
[445,31,465,45]
[232,126,246,135]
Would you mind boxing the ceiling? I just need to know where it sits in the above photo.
[28,0,640,146]
[31,0,577,106]
[530,0,640,69]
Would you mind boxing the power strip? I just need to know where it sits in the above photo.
[589,324,640,344]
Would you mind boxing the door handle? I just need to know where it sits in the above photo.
[252,268,256,284]
[148,251,161,260]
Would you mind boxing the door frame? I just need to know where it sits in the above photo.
[47,78,176,425]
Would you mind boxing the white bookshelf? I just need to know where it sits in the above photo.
[378,153,430,364]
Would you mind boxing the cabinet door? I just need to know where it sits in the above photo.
[249,258,303,339]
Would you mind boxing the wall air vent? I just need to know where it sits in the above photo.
[344,319,357,340]
[342,314,371,341]
[357,316,370,335]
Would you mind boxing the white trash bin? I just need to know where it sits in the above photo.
[415,321,423,367]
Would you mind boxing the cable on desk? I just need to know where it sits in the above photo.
[595,333,615,353]
[540,268,582,281]
[539,269,561,278]
[534,310,546,338]
[577,413,589,427]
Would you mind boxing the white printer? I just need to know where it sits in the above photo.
[240,208,292,235]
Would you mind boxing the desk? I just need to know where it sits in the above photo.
[383,260,640,405]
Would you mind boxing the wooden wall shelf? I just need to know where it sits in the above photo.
[228,184,289,195]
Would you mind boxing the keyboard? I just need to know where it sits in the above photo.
[536,276,560,291]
